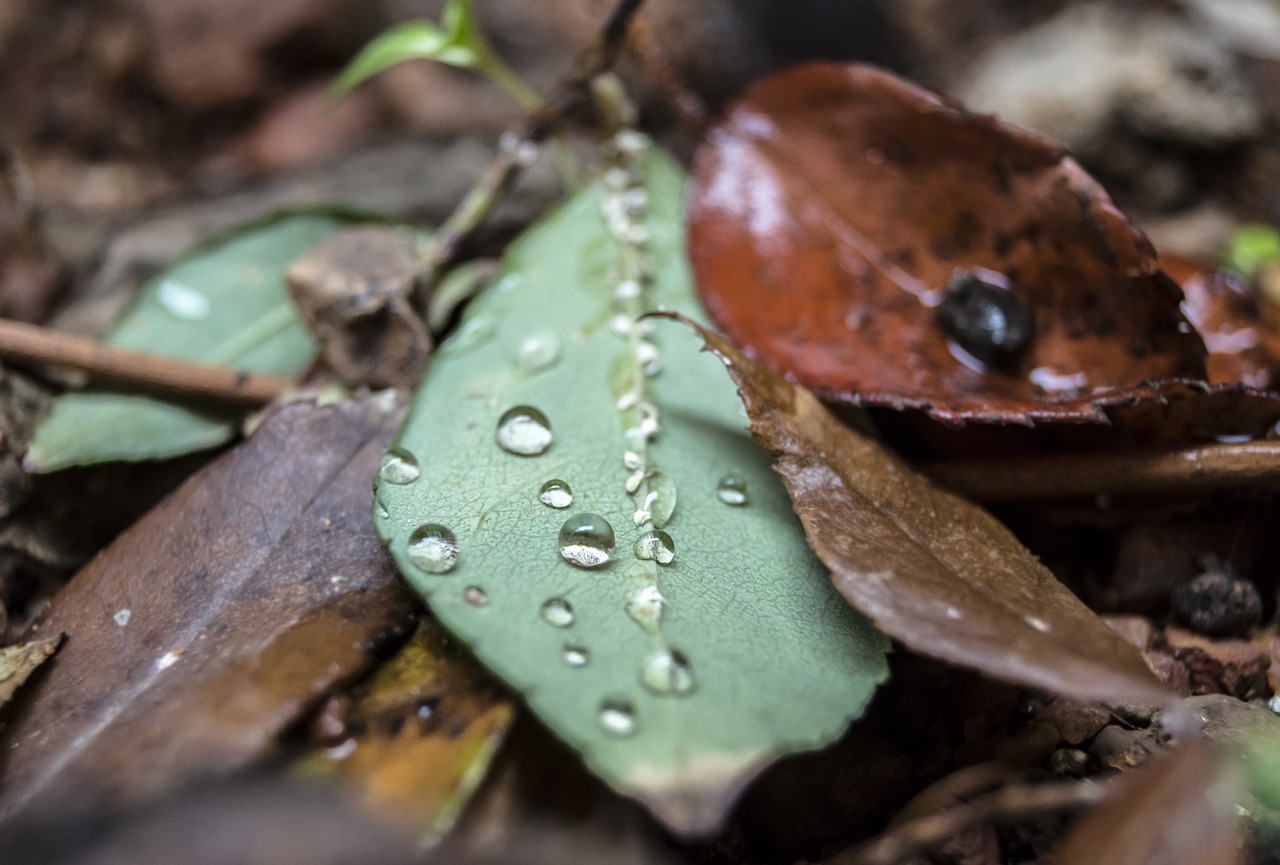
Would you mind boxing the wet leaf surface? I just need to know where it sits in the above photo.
[0,396,418,821]
[686,319,1173,708]
[25,214,345,471]
[688,63,1220,425]
[375,148,888,836]
[0,636,61,707]
[1052,743,1240,865]
[296,619,515,842]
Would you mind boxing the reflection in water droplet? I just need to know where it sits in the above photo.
[1026,616,1051,633]
[626,585,665,633]
[641,648,695,695]
[379,447,420,484]
[463,586,488,606]
[496,406,553,456]
[558,513,616,568]
[408,524,458,574]
[563,645,589,667]
[538,479,574,509]
[516,332,561,374]
[598,700,637,737]
[541,598,575,627]
[634,529,675,565]
[716,475,749,506]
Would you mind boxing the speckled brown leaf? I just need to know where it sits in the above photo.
[681,317,1173,707]
[1053,743,1240,865]
[0,636,60,707]
[0,396,418,822]
[296,620,515,842]
[688,62,1215,425]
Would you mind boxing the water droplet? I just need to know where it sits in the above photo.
[641,648,695,695]
[541,598,575,627]
[379,447,420,485]
[626,585,665,633]
[558,513,616,567]
[563,644,589,667]
[408,524,459,574]
[598,700,637,737]
[157,280,210,320]
[443,315,494,352]
[516,332,561,374]
[634,530,675,565]
[1026,616,1051,633]
[716,475,749,506]
[463,586,488,606]
[496,406,553,456]
[538,479,574,509]
[113,609,131,627]
[945,606,963,620]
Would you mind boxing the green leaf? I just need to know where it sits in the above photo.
[333,16,479,96]
[26,214,344,471]
[373,150,889,835]
[1225,223,1280,278]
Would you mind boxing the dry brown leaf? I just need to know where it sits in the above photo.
[677,317,1172,708]
[0,636,61,707]
[1052,742,1240,865]
[0,396,418,821]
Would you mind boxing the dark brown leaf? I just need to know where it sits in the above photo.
[1052,742,1240,865]
[688,63,1218,425]
[0,396,417,821]
[679,316,1172,707]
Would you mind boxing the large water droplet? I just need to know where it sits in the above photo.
[598,700,637,737]
[626,585,665,633]
[379,447,420,485]
[634,529,675,565]
[640,648,695,695]
[496,406,553,456]
[157,280,210,320]
[558,513,616,568]
[716,475,749,506]
[463,586,488,606]
[563,644,589,667]
[408,524,458,574]
[541,598,575,627]
[516,332,561,374]
[538,479,574,509]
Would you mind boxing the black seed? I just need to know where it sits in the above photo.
[935,271,1034,370]
[1170,567,1262,638]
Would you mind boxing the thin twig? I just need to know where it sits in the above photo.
[417,0,650,288]
[823,777,1112,865]
[0,318,287,406]
[923,440,1280,501]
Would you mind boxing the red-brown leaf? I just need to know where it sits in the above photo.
[688,63,1213,425]
[0,397,417,821]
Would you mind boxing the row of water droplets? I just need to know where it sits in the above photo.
[377,127,752,740]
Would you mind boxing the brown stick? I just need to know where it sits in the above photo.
[923,440,1280,501]
[0,318,286,406]
[824,777,1111,865]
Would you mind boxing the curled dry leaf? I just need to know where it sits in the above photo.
[687,62,1280,429]
[1052,742,1240,865]
[677,316,1173,708]
[286,225,432,389]
[0,396,418,822]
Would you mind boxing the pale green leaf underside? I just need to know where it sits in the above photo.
[375,152,888,834]
[26,215,342,471]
